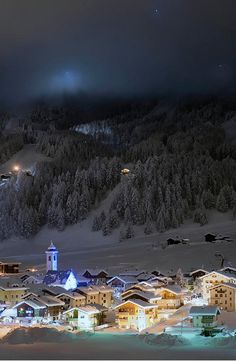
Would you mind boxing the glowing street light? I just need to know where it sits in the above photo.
[13,165,20,172]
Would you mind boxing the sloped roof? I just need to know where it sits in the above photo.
[210,282,236,291]
[189,306,220,316]
[13,298,46,310]
[107,275,138,285]
[122,290,161,301]
[33,295,64,307]
[43,270,76,286]
[63,304,107,315]
[189,269,209,276]
[0,277,28,290]
[82,269,108,277]
[115,299,159,310]
[56,291,86,300]
[77,286,99,295]
[159,285,185,294]
[199,270,236,280]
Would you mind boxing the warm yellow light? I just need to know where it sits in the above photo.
[13,165,20,172]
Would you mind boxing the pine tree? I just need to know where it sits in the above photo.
[176,268,185,287]
[92,215,102,232]
[216,190,228,212]
[126,222,134,239]
[102,217,111,236]
[144,218,153,235]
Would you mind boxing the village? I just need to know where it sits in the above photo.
[0,241,236,339]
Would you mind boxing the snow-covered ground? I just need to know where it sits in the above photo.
[0,327,236,359]
[0,144,51,174]
[0,208,235,275]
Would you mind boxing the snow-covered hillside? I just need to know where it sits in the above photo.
[0,205,235,276]
[0,144,51,174]
[74,121,112,137]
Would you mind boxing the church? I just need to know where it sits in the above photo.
[43,241,78,291]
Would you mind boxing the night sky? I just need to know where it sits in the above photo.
[1,0,236,105]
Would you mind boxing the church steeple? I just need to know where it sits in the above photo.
[45,241,58,272]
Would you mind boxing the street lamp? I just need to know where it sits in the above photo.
[13,165,20,172]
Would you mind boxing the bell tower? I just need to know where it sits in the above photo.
[45,241,58,272]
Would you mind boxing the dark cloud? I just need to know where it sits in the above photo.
[1,0,236,105]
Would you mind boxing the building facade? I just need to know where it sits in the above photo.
[209,283,236,311]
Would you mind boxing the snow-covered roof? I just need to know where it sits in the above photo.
[199,270,236,280]
[115,299,159,310]
[56,292,86,300]
[158,285,184,295]
[82,269,108,277]
[90,285,113,293]
[63,304,107,315]
[122,290,161,301]
[209,282,236,291]
[13,299,46,310]
[219,266,236,275]
[77,286,100,295]
[189,306,220,316]
[43,270,76,286]
[33,295,65,307]
[0,277,28,291]
[25,284,65,296]
[189,269,209,276]
[107,275,138,285]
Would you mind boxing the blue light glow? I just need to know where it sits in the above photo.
[50,70,80,94]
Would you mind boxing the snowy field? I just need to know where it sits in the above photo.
[0,144,51,174]
[0,209,236,275]
[0,328,236,360]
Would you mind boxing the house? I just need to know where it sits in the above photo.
[21,284,66,299]
[0,261,20,274]
[154,285,185,309]
[23,294,65,319]
[151,270,165,277]
[13,299,46,319]
[199,271,236,301]
[82,269,108,284]
[219,266,236,276]
[189,306,220,328]
[118,270,145,278]
[205,233,216,243]
[56,292,86,310]
[107,276,138,292]
[122,290,161,304]
[166,238,181,246]
[43,270,77,290]
[115,299,159,332]
[76,275,91,287]
[121,168,130,176]
[0,278,28,305]
[209,283,236,312]
[121,282,156,297]
[63,304,107,330]
[190,269,209,281]
[20,273,44,286]
[76,285,113,308]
